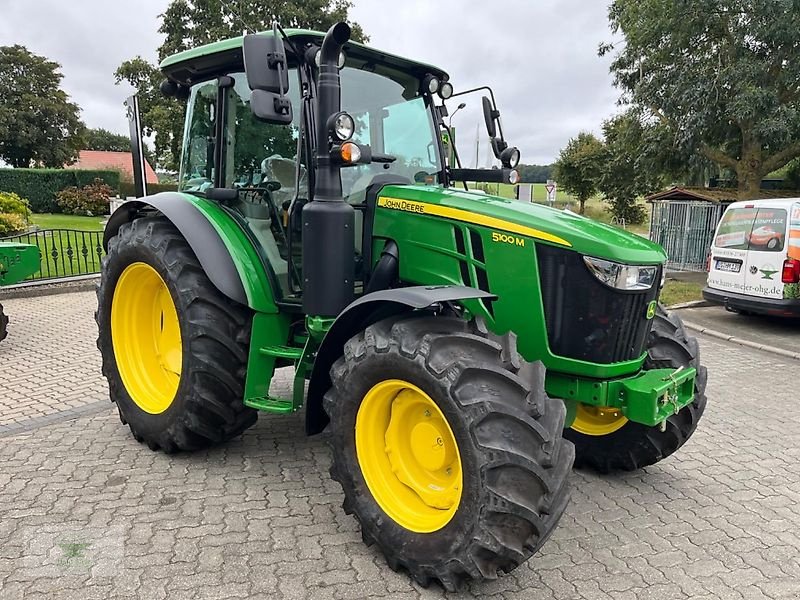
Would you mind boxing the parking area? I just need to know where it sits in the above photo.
[1,291,799,599]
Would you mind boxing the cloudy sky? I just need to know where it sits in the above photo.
[1,0,622,165]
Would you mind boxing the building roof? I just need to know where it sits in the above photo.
[646,185,800,204]
[67,150,158,185]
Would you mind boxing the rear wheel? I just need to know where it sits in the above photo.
[96,216,257,452]
[325,314,573,590]
[0,303,7,342]
[565,304,707,473]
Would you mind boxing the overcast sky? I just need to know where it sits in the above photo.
[1,0,621,165]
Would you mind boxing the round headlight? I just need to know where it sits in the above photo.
[508,169,520,185]
[500,146,521,169]
[333,112,355,141]
[439,81,453,99]
[423,75,440,94]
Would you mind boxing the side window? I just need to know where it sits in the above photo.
[179,80,218,192]
[225,71,306,205]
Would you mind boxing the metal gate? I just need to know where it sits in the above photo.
[649,201,726,271]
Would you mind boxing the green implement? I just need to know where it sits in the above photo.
[0,242,41,341]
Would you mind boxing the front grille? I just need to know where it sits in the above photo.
[537,244,660,364]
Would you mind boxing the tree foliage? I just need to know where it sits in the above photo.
[0,45,84,168]
[604,0,800,198]
[116,0,366,170]
[553,132,604,214]
[516,164,553,183]
[597,112,662,225]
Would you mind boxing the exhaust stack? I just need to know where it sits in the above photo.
[302,22,355,317]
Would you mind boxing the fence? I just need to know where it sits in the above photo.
[0,229,105,281]
[649,200,726,271]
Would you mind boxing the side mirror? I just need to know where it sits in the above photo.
[482,96,498,138]
[243,32,293,124]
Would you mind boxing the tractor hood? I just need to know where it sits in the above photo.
[379,184,667,265]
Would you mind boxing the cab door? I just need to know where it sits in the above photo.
[741,206,788,299]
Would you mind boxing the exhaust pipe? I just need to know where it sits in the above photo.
[302,22,355,317]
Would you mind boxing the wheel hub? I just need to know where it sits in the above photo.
[110,262,182,414]
[571,403,628,436]
[355,380,462,533]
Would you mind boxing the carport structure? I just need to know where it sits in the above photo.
[647,186,798,271]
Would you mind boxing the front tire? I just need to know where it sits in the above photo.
[96,216,257,452]
[565,304,708,473]
[325,314,573,591]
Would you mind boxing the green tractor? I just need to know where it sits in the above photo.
[97,23,706,589]
[0,242,40,341]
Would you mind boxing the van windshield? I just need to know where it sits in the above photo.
[715,207,787,252]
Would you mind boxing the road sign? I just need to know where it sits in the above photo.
[545,180,557,204]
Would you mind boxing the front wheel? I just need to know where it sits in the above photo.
[565,304,708,473]
[325,314,573,591]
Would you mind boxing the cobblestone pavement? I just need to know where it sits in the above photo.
[1,294,799,599]
[0,291,105,427]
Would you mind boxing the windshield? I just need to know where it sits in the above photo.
[339,66,443,203]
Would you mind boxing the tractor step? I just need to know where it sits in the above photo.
[244,395,296,414]
[258,345,304,360]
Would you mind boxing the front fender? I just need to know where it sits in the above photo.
[104,193,277,313]
[305,285,495,434]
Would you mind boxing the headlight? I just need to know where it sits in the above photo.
[332,112,355,141]
[583,256,658,291]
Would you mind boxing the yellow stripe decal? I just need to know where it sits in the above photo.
[377,197,571,247]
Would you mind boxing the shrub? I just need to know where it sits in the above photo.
[55,179,114,216]
[118,180,178,198]
[0,169,120,213]
[0,191,31,236]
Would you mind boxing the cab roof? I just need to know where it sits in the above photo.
[160,28,449,86]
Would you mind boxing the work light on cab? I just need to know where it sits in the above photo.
[330,111,355,141]
[439,81,454,99]
[423,74,440,94]
[583,257,659,291]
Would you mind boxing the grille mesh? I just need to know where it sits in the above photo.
[536,244,660,364]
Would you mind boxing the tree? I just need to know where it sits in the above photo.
[0,45,84,168]
[116,0,367,170]
[553,133,604,214]
[597,112,663,225]
[84,128,131,153]
[517,164,553,183]
[604,0,800,199]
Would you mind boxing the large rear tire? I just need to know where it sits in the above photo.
[0,303,7,342]
[564,304,708,473]
[325,314,573,591]
[96,216,257,452]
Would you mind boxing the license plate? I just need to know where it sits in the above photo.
[715,260,741,273]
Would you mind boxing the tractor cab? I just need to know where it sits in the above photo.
[159,26,517,308]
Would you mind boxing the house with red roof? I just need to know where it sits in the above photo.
[67,150,159,185]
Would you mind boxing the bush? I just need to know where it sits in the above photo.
[0,169,120,213]
[55,179,114,216]
[0,191,31,236]
[118,180,179,198]
[605,197,647,225]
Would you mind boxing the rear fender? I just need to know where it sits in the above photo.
[305,285,496,434]
[104,192,277,313]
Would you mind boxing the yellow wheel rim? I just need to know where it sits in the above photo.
[355,379,462,533]
[571,404,628,436]
[110,262,182,414]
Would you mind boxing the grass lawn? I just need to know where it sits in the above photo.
[660,280,704,306]
[30,213,106,232]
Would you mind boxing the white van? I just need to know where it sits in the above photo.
[704,198,800,316]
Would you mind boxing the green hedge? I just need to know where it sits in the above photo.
[119,181,179,198]
[0,169,121,213]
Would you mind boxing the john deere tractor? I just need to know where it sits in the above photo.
[97,23,706,589]
[0,242,40,342]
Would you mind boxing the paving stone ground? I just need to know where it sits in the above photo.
[1,291,799,599]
